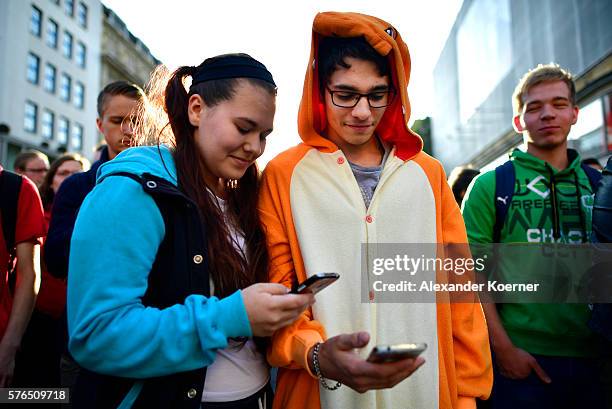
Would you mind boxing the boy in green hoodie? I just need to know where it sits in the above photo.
[462,64,604,408]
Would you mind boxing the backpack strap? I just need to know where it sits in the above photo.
[580,162,603,193]
[0,170,24,289]
[493,161,515,243]
[108,171,143,185]
[107,172,188,200]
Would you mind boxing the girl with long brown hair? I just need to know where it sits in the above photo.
[66,54,313,409]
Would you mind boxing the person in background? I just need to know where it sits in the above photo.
[582,157,603,171]
[92,143,107,162]
[45,81,146,396]
[448,166,480,206]
[591,156,612,408]
[462,63,604,408]
[39,153,91,222]
[13,150,50,189]
[12,153,89,389]
[0,164,45,387]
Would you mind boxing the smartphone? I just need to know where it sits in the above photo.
[367,343,427,363]
[291,272,340,294]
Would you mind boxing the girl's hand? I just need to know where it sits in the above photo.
[242,283,314,336]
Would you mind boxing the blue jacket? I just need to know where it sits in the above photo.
[45,147,110,278]
[67,145,252,408]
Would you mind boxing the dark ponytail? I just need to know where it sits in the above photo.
[164,66,196,148]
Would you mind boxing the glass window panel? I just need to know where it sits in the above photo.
[44,63,56,93]
[46,19,58,48]
[74,82,84,109]
[65,0,74,17]
[77,2,88,28]
[456,0,512,124]
[26,53,40,84]
[63,31,73,59]
[568,98,606,157]
[30,6,42,36]
[60,73,71,102]
[24,101,38,133]
[72,123,83,150]
[76,42,86,68]
[58,117,69,144]
[42,110,55,140]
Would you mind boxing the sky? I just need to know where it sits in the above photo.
[101,0,463,164]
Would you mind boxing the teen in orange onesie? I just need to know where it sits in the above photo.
[259,11,492,409]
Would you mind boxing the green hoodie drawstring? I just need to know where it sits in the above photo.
[546,163,588,243]
[546,164,561,240]
[573,171,588,243]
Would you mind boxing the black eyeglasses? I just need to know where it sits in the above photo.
[326,88,396,108]
[24,167,49,174]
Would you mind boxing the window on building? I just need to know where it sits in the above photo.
[24,101,38,133]
[30,6,42,37]
[76,42,86,68]
[65,0,74,17]
[58,116,69,144]
[74,82,84,109]
[72,123,83,150]
[26,52,40,84]
[60,73,71,102]
[44,63,56,93]
[456,0,512,124]
[42,109,55,140]
[46,18,58,48]
[63,30,73,59]
[77,2,88,28]
[568,98,607,158]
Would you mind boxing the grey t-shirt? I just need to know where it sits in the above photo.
[348,141,391,209]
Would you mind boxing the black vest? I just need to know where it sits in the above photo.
[73,172,211,409]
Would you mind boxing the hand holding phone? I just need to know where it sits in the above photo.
[311,332,425,394]
[367,343,427,363]
[291,272,339,294]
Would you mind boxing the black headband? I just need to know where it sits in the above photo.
[191,56,276,87]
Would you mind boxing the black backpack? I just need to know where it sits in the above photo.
[0,170,24,291]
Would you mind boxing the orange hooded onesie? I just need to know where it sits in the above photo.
[258,11,492,409]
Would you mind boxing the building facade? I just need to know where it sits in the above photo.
[432,0,612,172]
[0,0,160,168]
[0,0,101,167]
[101,5,160,89]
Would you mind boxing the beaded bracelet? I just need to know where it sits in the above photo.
[312,342,342,391]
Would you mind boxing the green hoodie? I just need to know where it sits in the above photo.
[462,148,597,357]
